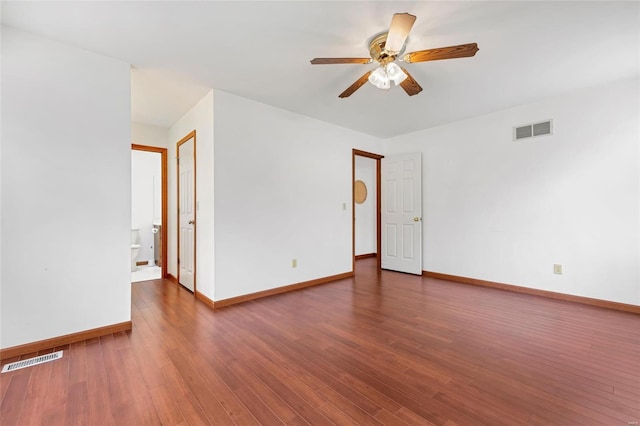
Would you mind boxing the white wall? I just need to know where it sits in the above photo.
[131,150,162,263]
[386,77,640,305]
[355,156,377,255]
[213,90,383,301]
[1,26,132,348]
[168,91,215,299]
[132,121,169,148]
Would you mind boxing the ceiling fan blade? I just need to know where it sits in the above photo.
[310,58,371,65]
[404,43,479,63]
[399,68,423,96]
[385,13,416,53]
[339,71,373,98]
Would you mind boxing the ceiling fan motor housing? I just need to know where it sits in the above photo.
[368,33,403,65]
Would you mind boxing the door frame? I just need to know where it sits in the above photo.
[176,130,197,293]
[352,149,384,272]
[131,144,168,279]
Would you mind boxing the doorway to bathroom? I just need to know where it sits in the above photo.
[131,144,168,282]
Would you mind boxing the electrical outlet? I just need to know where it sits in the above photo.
[292,259,297,268]
[553,264,563,275]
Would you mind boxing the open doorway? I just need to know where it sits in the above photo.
[131,144,168,282]
[352,149,383,272]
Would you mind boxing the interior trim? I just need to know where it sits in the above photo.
[0,321,133,361]
[423,271,640,314]
[196,290,215,310]
[131,143,168,279]
[167,274,178,285]
[355,253,377,260]
[213,271,354,309]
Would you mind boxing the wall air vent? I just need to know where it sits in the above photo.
[514,119,553,141]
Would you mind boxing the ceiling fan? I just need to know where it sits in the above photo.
[310,13,479,98]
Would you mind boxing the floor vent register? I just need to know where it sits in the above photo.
[1,350,63,373]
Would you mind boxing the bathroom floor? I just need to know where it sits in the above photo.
[131,265,162,283]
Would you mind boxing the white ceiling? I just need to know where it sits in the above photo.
[2,1,638,138]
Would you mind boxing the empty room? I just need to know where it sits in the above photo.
[1,1,639,425]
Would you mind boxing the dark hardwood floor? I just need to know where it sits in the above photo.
[2,258,639,425]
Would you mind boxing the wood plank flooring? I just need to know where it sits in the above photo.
[1,258,639,425]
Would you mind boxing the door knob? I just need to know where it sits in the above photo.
[413,217,420,222]
[188,219,195,225]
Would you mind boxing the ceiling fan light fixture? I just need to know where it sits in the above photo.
[368,66,391,89]
[386,62,407,86]
[310,12,478,98]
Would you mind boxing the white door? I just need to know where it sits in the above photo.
[178,135,195,291]
[381,153,422,275]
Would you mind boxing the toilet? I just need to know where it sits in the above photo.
[131,228,141,272]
